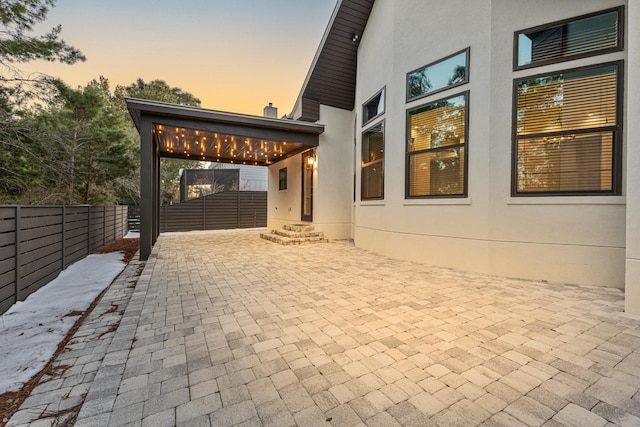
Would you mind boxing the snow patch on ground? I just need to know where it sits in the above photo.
[0,252,125,394]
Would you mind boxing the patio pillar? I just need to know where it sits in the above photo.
[140,115,156,261]
[626,0,640,315]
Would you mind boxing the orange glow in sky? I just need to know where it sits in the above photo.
[19,0,337,116]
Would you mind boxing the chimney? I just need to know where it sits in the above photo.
[263,102,278,118]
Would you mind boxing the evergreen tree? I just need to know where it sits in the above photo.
[29,79,135,204]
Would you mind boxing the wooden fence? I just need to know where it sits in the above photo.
[160,191,266,232]
[0,205,128,314]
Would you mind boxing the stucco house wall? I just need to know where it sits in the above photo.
[352,0,627,288]
[267,105,354,240]
[626,0,640,313]
[268,154,302,230]
[268,0,638,313]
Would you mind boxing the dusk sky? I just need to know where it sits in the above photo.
[21,0,338,116]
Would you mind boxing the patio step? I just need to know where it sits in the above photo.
[260,224,328,245]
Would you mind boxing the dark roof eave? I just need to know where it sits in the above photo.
[292,0,375,121]
[126,98,325,135]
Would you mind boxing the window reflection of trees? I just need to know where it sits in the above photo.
[515,66,618,193]
[408,95,466,196]
[407,50,468,100]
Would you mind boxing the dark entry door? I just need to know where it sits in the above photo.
[301,150,314,222]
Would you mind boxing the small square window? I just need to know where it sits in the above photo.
[278,168,287,191]
[362,88,385,126]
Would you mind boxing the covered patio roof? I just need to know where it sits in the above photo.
[127,98,324,166]
[126,98,325,260]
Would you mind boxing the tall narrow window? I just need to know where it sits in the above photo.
[278,167,287,191]
[407,93,468,198]
[361,121,384,200]
[515,7,623,70]
[513,63,621,195]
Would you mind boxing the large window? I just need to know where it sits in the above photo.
[513,63,622,195]
[361,121,384,200]
[407,93,468,198]
[515,7,623,70]
[407,48,469,102]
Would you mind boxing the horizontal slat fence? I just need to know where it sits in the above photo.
[128,206,141,231]
[160,191,266,233]
[0,205,128,314]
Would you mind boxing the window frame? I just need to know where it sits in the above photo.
[406,47,470,103]
[361,119,385,201]
[513,6,624,71]
[362,87,386,127]
[278,167,287,191]
[405,90,470,199]
[511,61,624,197]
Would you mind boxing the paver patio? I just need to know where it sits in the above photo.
[7,230,640,426]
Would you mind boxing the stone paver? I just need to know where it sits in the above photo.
[7,230,640,426]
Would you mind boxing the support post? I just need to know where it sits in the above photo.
[140,115,154,260]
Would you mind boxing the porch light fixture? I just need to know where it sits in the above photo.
[307,154,316,166]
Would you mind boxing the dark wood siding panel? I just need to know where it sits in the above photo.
[299,0,374,120]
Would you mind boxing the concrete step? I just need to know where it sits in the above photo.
[260,232,328,245]
[260,223,328,245]
[283,224,316,233]
[272,228,324,238]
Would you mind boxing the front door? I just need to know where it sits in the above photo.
[301,150,314,222]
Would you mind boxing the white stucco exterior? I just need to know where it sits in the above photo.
[268,105,354,240]
[351,0,628,288]
[269,0,639,313]
[626,0,640,313]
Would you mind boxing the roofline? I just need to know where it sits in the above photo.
[126,97,325,135]
[290,0,343,119]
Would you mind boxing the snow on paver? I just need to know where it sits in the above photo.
[0,252,126,394]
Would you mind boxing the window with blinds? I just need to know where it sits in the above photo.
[514,63,621,195]
[361,121,385,200]
[516,7,623,70]
[406,93,468,197]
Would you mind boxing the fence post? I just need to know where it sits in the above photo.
[237,191,240,229]
[115,206,118,240]
[14,206,20,303]
[87,206,91,255]
[61,206,66,270]
[102,206,106,247]
[202,194,206,230]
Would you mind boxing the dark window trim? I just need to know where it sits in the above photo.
[301,150,314,222]
[406,47,470,103]
[510,61,624,197]
[513,6,624,71]
[405,91,470,199]
[278,167,287,191]
[362,86,386,128]
[361,119,385,201]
